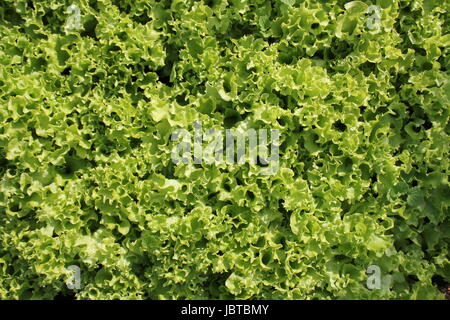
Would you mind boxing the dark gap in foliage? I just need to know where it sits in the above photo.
[56,163,73,177]
[57,150,94,178]
[421,62,433,71]
[112,0,132,15]
[117,31,128,42]
[393,73,409,90]
[360,61,377,76]
[377,106,388,114]
[444,121,450,136]
[329,143,343,157]
[422,217,431,225]
[312,50,324,60]
[323,48,335,60]
[362,108,376,122]
[95,120,107,135]
[117,150,128,157]
[359,105,367,114]
[1,3,25,26]
[278,199,288,215]
[56,45,70,66]
[41,10,60,33]
[261,252,272,265]
[411,122,422,133]
[207,192,219,200]
[29,127,39,140]
[413,47,427,57]
[432,275,450,299]
[155,44,179,87]
[422,119,432,130]
[30,57,47,72]
[317,32,328,40]
[419,109,433,130]
[61,67,71,76]
[203,0,215,8]
[229,21,258,40]
[139,172,150,181]
[437,55,447,71]
[176,93,189,106]
[371,190,379,198]
[88,0,99,12]
[342,157,353,170]
[129,137,142,149]
[273,91,289,109]
[108,45,121,53]
[214,102,226,115]
[97,138,116,156]
[276,117,286,126]
[9,203,20,212]
[329,39,353,59]
[267,36,278,45]
[110,112,120,121]
[79,199,88,210]
[162,163,176,179]
[195,237,208,249]
[324,94,334,103]
[223,111,241,129]
[87,219,101,233]
[332,103,343,113]
[6,167,17,175]
[207,272,231,298]
[223,182,231,192]
[0,153,8,175]
[133,12,151,25]
[340,200,350,215]
[241,111,251,121]
[129,74,138,86]
[407,274,419,284]
[223,81,231,94]
[278,236,287,250]
[333,120,347,132]
[80,16,99,40]
[334,254,350,262]
[27,1,35,10]
[278,50,296,65]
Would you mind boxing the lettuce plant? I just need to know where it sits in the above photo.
[0,0,449,299]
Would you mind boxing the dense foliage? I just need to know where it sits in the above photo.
[0,0,449,299]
